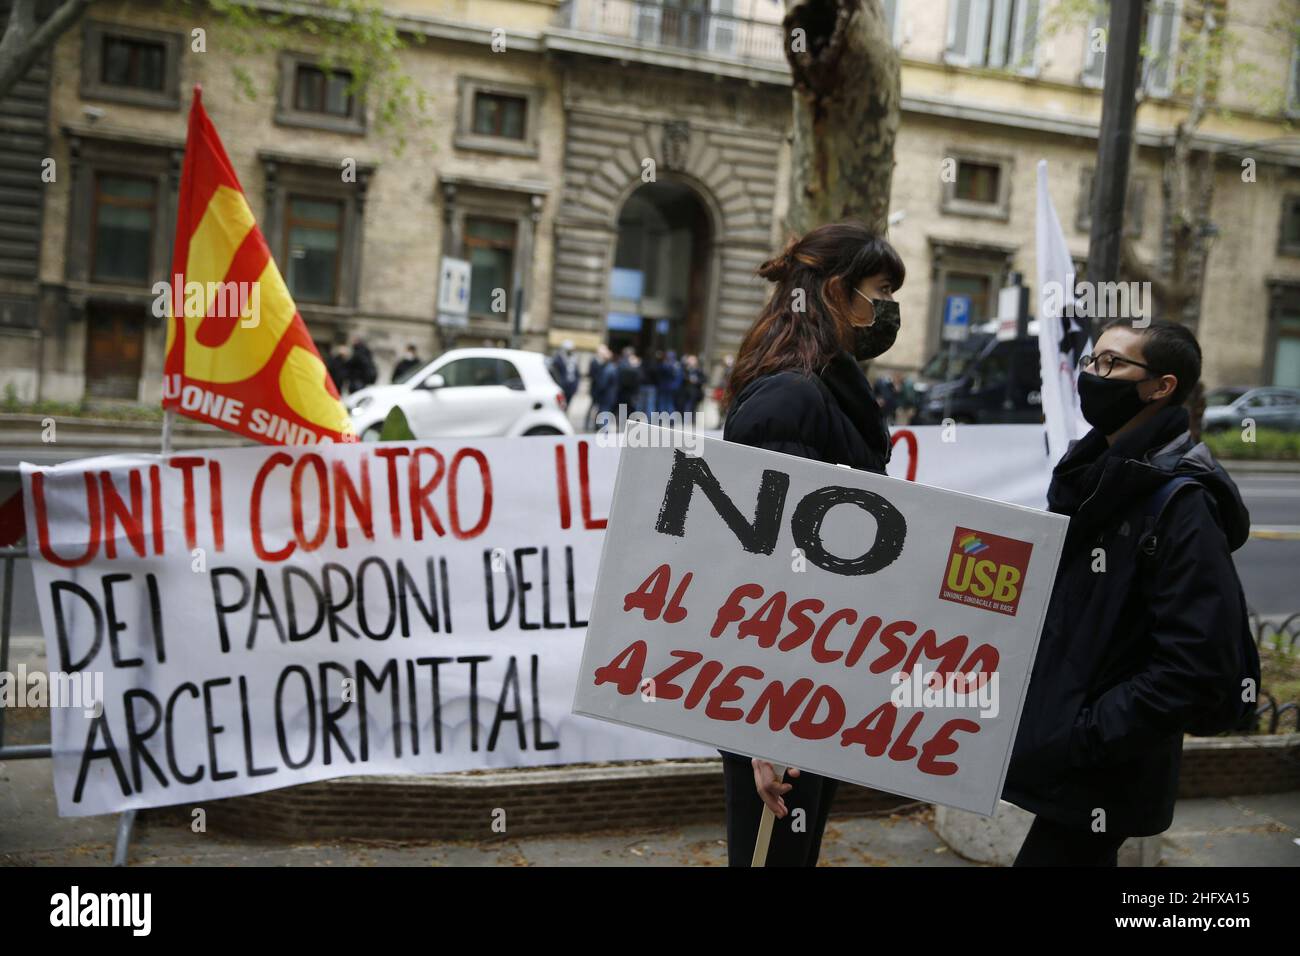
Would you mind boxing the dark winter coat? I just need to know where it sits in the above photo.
[392,355,421,383]
[346,343,378,392]
[1002,404,1253,837]
[615,361,643,411]
[717,348,891,859]
[722,349,892,473]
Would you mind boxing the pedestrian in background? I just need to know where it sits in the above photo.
[639,350,660,415]
[346,335,377,394]
[392,343,421,383]
[875,372,899,423]
[327,343,351,395]
[657,350,683,415]
[713,353,735,427]
[679,353,706,420]
[616,348,643,415]
[587,344,618,430]
[550,339,580,407]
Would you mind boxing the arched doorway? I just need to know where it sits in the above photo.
[607,179,712,360]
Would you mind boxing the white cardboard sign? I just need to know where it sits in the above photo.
[573,424,1068,815]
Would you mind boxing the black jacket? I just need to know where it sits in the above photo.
[1003,404,1252,837]
[723,350,891,474]
[717,350,890,782]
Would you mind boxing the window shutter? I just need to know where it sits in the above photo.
[1011,0,1040,74]
[946,0,973,63]
[987,0,1013,68]
[1081,6,1107,85]
[635,2,663,44]
[1144,0,1179,97]
[708,0,736,55]
[883,0,900,44]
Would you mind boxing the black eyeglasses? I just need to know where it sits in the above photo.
[1079,352,1155,378]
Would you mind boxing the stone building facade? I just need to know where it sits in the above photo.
[1,0,1298,406]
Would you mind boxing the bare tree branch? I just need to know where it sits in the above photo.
[0,0,96,101]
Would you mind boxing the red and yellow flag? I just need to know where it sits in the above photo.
[163,87,355,444]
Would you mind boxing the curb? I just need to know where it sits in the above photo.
[1223,460,1300,475]
[138,734,1300,844]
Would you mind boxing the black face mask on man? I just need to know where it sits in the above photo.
[850,290,900,360]
[1077,371,1153,433]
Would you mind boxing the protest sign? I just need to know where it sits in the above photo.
[21,424,1053,817]
[573,424,1068,816]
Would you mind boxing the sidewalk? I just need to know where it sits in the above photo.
[2,757,1296,866]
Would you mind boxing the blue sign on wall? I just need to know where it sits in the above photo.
[942,294,972,341]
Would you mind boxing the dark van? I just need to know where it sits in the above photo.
[911,333,1043,425]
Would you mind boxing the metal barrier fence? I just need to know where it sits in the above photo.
[0,469,137,866]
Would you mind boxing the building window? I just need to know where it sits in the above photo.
[101,35,166,91]
[92,174,157,284]
[294,65,354,118]
[284,197,343,304]
[883,0,904,47]
[80,21,182,109]
[275,53,365,134]
[927,240,1015,355]
[472,92,527,140]
[261,153,374,316]
[1280,196,1300,257]
[464,218,517,319]
[1272,314,1300,387]
[1076,167,1146,238]
[956,161,1001,204]
[1082,0,1181,96]
[455,78,542,158]
[941,153,1013,220]
[945,0,1041,74]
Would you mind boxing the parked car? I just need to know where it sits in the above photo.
[912,328,1043,425]
[1201,386,1300,434]
[346,348,574,441]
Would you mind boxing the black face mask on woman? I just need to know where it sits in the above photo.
[850,294,900,361]
[1077,371,1152,433]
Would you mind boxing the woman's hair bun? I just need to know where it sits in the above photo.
[756,234,801,283]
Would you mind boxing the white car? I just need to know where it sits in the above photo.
[346,348,574,441]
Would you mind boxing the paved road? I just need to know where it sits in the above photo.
[1230,471,1300,617]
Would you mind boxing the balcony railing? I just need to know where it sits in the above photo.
[557,0,786,63]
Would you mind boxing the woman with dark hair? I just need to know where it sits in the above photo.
[721,220,906,867]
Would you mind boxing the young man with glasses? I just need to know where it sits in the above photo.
[1003,318,1259,866]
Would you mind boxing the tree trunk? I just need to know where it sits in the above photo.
[1119,0,1221,324]
[783,0,900,236]
[0,0,96,102]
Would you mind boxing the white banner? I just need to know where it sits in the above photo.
[574,425,1067,816]
[21,425,1051,816]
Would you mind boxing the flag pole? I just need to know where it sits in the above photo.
[160,408,174,455]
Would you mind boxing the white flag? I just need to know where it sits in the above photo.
[1035,160,1093,466]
